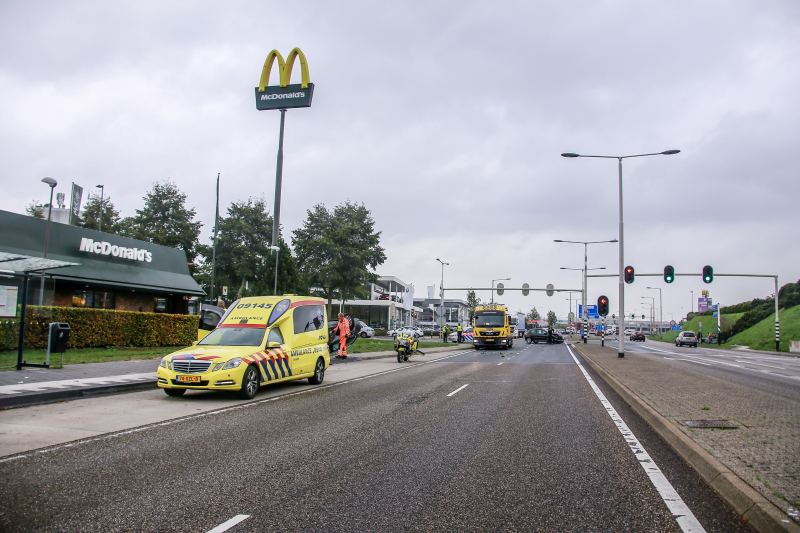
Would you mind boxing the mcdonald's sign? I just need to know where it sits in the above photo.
[255,48,314,110]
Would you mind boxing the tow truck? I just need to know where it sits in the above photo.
[472,304,513,350]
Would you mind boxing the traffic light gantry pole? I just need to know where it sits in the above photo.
[587,272,781,352]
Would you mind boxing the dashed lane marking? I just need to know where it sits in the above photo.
[567,344,706,533]
[735,360,786,370]
[207,515,250,533]
[497,362,504,366]
[0,351,472,464]
[447,384,469,396]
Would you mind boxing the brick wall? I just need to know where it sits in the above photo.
[116,291,155,313]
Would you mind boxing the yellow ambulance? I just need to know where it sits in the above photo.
[158,295,330,399]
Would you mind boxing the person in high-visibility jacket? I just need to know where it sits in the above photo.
[334,313,350,358]
[457,324,463,343]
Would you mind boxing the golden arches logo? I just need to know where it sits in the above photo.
[258,48,309,90]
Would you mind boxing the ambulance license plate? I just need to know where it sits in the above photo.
[177,375,201,383]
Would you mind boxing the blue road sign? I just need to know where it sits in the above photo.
[578,305,600,319]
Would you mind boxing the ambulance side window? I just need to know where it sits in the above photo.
[267,327,284,345]
[293,305,325,334]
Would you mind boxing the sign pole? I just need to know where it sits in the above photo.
[272,109,286,295]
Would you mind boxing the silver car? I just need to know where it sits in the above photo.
[676,331,697,348]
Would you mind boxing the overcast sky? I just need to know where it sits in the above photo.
[2,0,799,323]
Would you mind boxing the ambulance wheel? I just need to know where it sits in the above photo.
[238,365,260,399]
[309,358,325,384]
[164,388,185,397]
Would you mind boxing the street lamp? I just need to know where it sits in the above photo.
[210,173,220,303]
[690,290,694,314]
[491,277,510,304]
[641,296,655,334]
[95,185,105,231]
[561,269,603,340]
[555,239,616,343]
[561,148,679,357]
[39,177,57,306]
[271,245,280,295]
[437,258,449,335]
[647,286,663,338]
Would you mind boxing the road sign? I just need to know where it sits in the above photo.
[713,312,719,318]
[522,283,529,296]
[496,283,504,296]
[670,320,676,326]
[578,305,599,319]
[711,304,718,311]
[546,283,554,297]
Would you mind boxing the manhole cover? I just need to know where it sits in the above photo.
[683,420,738,429]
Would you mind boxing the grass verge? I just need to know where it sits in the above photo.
[648,313,744,344]
[724,304,800,352]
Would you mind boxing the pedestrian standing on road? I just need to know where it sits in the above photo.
[457,324,463,343]
[547,327,553,345]
[334,313,350,358]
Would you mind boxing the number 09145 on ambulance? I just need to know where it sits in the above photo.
[158,295,330,399]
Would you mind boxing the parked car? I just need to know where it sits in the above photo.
[624,329,635,336]
[676,331,698,348]
[388,327,422,339]
[356,320,374,338]
[448,327,474,342]
[630,332,646,342]
[524,328,564,344]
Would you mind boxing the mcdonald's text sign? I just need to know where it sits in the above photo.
[255,47,314,110]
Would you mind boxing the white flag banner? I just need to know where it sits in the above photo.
[427,285,434,299]
[403,284,413,310]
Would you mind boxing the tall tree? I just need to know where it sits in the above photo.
[25,200,44,219]
[547,310,557,327]
[526,307,541,321]
[466,290,481,319]
[120,180,202,263]
[78,192,121,233]
[292,200,386,315]
[196,197,300,303]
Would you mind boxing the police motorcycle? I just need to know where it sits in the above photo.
[327,314,360,354]
[395,330,425,363]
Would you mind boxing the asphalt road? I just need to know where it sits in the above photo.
[600,338,800,402]
[0,342,752,532]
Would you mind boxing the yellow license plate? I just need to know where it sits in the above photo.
[176,375,201,383]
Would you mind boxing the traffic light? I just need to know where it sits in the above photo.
[612,314,615,319]
[642,315,646,319]
[702,265,713,283]
[631,313,635,319]
[597,296,609,316]
[664,265,675,283]
[624,266,634,284]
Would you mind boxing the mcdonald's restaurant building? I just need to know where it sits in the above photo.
[0,210,205,314]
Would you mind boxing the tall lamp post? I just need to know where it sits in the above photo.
[271,245,281,295]
[436,258,449,337]
[210,173,220,304]
[491,277,510,304]
[95,184,104,231]
[648,286,663,338]
[641,296,655,334]
[39,178,57,306]
[561,268,604,340]
[555,239,616,344]
[561,148,680,357]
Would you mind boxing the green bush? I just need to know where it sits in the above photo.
[9,306,198,349]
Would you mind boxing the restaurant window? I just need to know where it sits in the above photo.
[72,290,115,309]
[154,298,167,313]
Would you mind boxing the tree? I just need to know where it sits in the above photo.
[547,310,557,327]
[466,290,481,319]
[78,192,121,233]
[119,180,202,264]
[25,200,44,219]
[526,307,541,321]
[292,200,386,316]
[196,197,301,303]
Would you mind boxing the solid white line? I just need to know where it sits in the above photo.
[0,350,473,464]
[447,384,469,396]
[206,514,250,533]
[735,360,786,370]
[497,362,504,366]
[566,345,705,533]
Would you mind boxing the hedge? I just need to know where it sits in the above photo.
[0,306,199,350]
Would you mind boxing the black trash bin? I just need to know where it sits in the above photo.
[48,323,70,366]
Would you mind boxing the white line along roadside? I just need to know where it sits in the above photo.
[566,345,706,533]
[206,514,250,533]
[447,384,469,397]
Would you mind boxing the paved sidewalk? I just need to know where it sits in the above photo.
[572,342,800,532]
[0,345,467,409]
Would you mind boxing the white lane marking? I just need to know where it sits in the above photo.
[0,351,473,464]
[566,345,706,533]
[207,514,250,533]
[447,384,469,396]
[497,362,504,366]
[684,360,711,366]
[735,360,786,370]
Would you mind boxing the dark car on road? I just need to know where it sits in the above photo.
[630,332,646,342]
[524,328,564,344]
